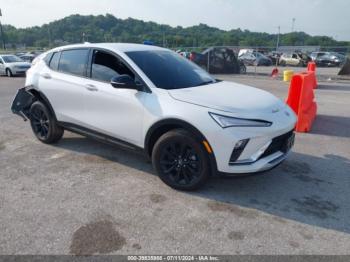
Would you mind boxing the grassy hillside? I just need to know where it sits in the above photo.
[1,14,349,49]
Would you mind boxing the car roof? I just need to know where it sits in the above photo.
[50,43,167,53]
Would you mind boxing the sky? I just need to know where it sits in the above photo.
[0,0,349,40]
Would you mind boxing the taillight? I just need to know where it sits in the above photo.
[190,53,195,61]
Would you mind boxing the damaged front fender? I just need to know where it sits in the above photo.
[11,86,36,121]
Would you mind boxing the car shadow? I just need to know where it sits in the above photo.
[311,114,350,138]
[193,151,350,234]
[55,135,155,175]
[55,134,350,235]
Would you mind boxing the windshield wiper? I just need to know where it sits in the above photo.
[194,80,216,87]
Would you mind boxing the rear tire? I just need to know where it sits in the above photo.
[152,129,210,191]
[6,69,13,77]
[239,65,246,74]
[29,101,64,144]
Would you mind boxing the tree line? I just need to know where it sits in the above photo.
[1,14,349,49]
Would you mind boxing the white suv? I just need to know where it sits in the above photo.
[11,43,296,190]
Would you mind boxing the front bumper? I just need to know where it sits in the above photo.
[206,110,296,174]
[13,69,29,75]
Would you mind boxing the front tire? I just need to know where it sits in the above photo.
[239,65,246,74]
[6,69,13,77]
[152,129,210,191]
[29,101,64,144]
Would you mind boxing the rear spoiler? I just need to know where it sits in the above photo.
[11,87,35,121]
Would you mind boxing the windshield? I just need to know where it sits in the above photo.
[2,55,23,63]
[126,50,216,90]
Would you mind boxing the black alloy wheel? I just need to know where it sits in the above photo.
[152,129,210,190]
[31,104,50,140]
[29,101,64,144]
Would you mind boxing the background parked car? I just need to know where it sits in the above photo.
[329,52,346,65]
[0,54,31,77]
[239,51,272,66]
[311,52,345,67]
[266,51,282,66]
[314,53,341,67]
[310,51,327,61]
[19,54,36,63]
[279,52,311,67]
[177,50,191,59]
[190,47,246,74]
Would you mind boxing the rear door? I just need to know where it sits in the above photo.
[38,48,90,125]
[80,49,146,146]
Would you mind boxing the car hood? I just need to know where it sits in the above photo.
[168,81,285,117]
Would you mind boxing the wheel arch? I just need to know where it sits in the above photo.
[145,118,218,175]
[27,87,58,121]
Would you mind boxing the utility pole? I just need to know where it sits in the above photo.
[276,26,280,52]
[48,26,52,48]
[291,18,296,32]
[0,8,6,50]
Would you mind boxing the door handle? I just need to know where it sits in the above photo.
[85,84,98,92]
[42,73,52,79]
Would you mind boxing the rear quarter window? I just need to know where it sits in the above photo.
[43,52,53,65]
[49,52,61,71]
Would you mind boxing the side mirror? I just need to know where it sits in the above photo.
[111,75,141,90]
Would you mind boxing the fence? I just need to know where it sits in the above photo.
[172,45,349,77]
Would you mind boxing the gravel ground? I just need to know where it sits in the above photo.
[0,75,350,255]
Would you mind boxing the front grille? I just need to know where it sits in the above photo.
[259,130,295,159]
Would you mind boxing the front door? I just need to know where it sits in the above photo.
[81,49,146,147]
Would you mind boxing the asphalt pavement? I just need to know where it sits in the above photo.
[0,75,350,255]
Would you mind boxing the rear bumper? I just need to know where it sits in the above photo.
[11,87,35,120]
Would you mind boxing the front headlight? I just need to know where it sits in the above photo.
[209,112,272,128]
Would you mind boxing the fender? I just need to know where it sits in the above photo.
[144,118,218,175]
[28,88,58,121]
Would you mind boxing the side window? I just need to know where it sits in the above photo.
[59,49,89,77]
[91,50,135,82]
[43,52,53,65]
[49,52,60,71]
[292,54,298,59]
